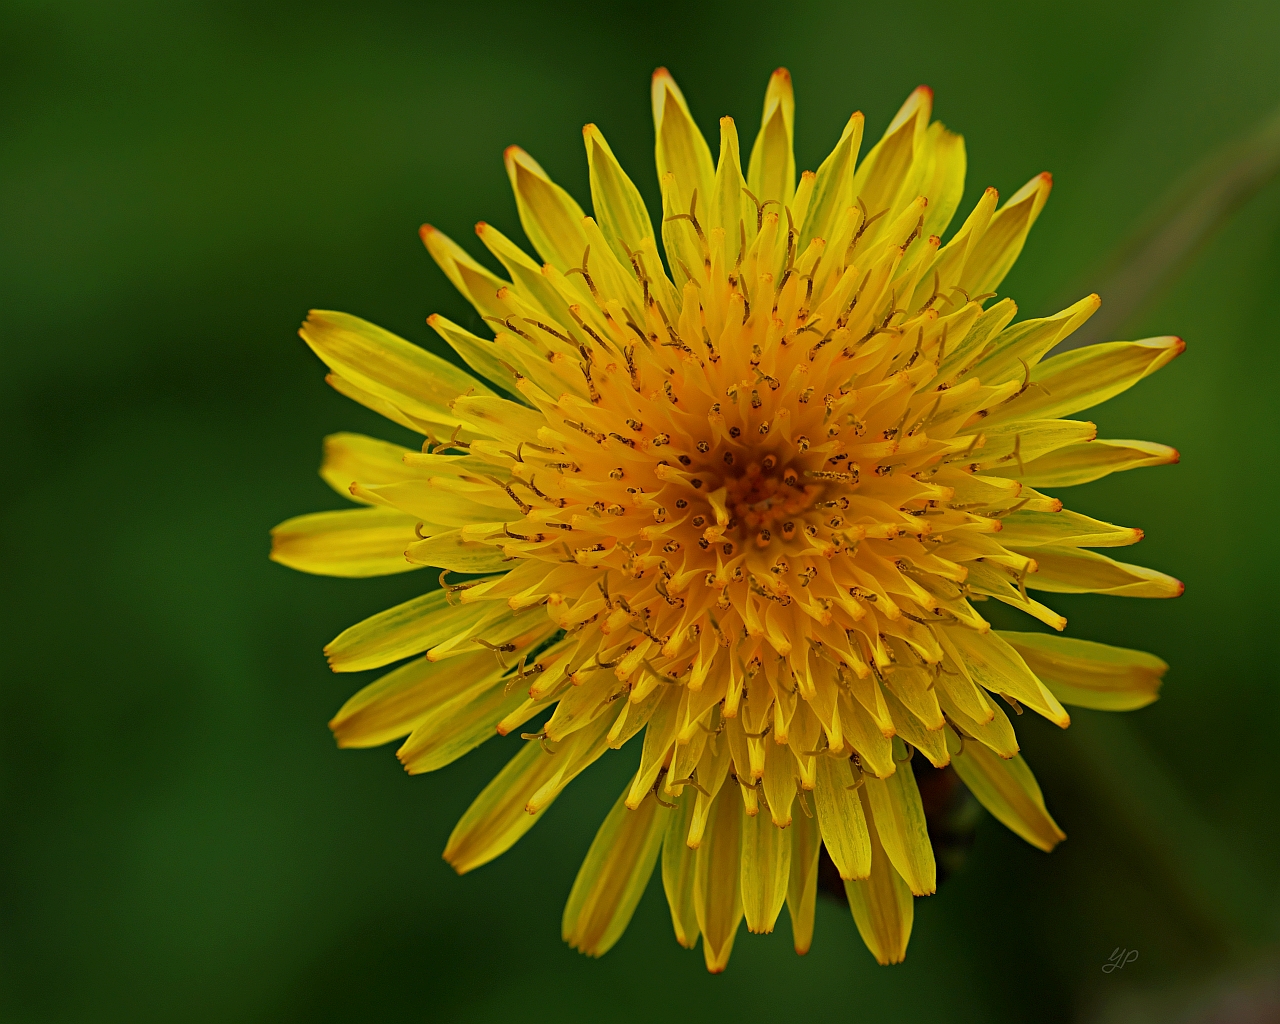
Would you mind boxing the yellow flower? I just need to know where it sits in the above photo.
[272,67,1182,971]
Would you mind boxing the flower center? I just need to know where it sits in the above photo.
[724,461,822,540]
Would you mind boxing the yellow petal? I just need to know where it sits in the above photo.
[419,223,510,322]
[352,478,509,528]
[785,805,821,955]
[426,313,523,400]
[813,753,871,880]
[800,112,864,250]
[760,740,796,827]
[562,785,667,957]
[395,672,523,774]
[452,394,549,448]
[474,220,581,327]
[844,787,914,965]
[939,627,1071,728]
[584,123,656,266]
[863,739,936,896]
[425,602,543,663]
[270,506,420,578]
[329,650,500,749]
[1019,546,1185,598]
[405,529,509,574]
[503,145,590,275]
[946,727,1065,851]
[968,418,1098,468]
[935,678,1019,758]
[969,293,1100,386]
[996,508,1143,549]
[880,685,950,768]
[911,187,999,313]
[625,687,682,809]
[524,710,615,813]
[688,723,733,847]
[652,67,715,232]
[880,663,943,733]
[998,631,1166,711]
[853,86,932,237]
[694,787,744,973]
[710,116,746,271]
[958,171,1052,297]
[301,310,492,432]
[740,802,791,934]
[318,432,419,502]
[1013,437,1181,488]
[324,589,485,673]
[746,68,796,210]
[987,336,1185,424]
[918,121,967,242]
[443,740,561,874]
[661,788,700,948]
[543,674,615,743]
[324,370,427,435]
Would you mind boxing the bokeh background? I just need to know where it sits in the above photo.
[4,1,1280,1021]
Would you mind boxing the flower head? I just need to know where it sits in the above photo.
[272,68,1182,971]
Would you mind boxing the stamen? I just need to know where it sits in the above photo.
[564,244,599,297]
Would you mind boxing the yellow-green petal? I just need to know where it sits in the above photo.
[746,67,796,210]
[318,432,420,502]
[584,123,657,265]
[958,171,1052,298]
[329,650,501,749]
[694,787,743,973]
[661,788,700,949]
[270,506,420,578]
[939,626,1071,728]
[324,589,484,673]
[301,310,492,433]
[998,631,1167,711]
[987,336,1184,424]
[844,787,914,965]
[785,805,821,954]
[443,740,565,874]
[1020,546,1185,598]
[419,223,510,322]
[563,785,667,957]
[988,438,1179,487]
[503,145,590,276]
[813,753,872,880]
[946,726,1065,851]
[740,801,791,934]
[862,739,936,896]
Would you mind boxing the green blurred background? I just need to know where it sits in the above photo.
[4,1,1279,1020]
